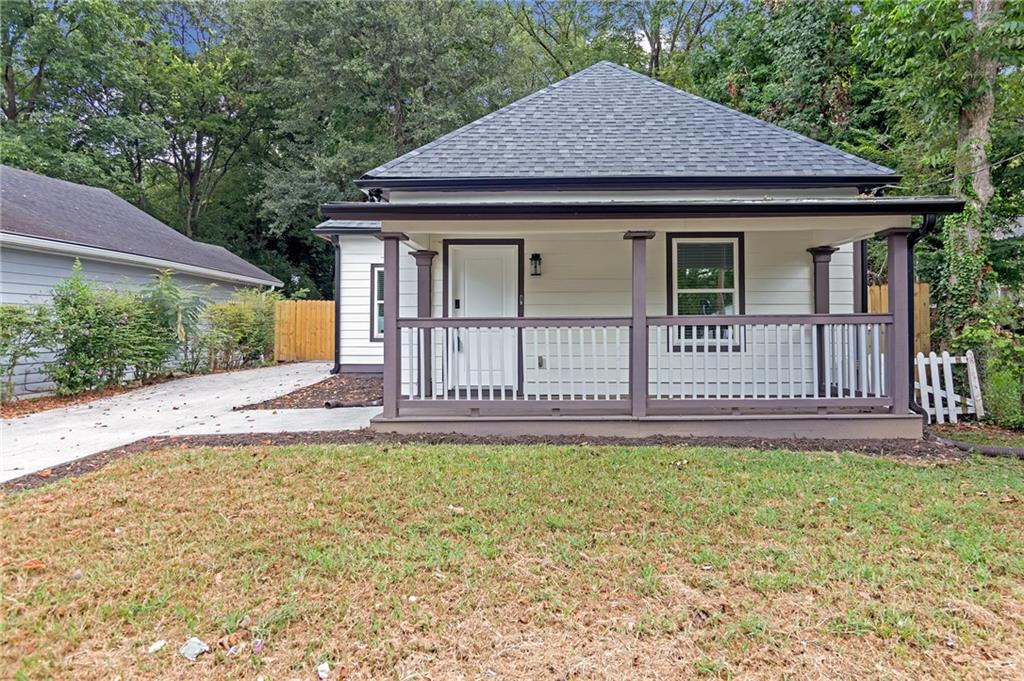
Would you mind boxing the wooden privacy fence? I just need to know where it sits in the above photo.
[868,282,930,354]
[914,350,985,424]
[274,300,334,361]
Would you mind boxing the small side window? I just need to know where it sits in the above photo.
[370,264,384,341]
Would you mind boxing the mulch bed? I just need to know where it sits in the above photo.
[238,373,383,410]
[3,429,964,493]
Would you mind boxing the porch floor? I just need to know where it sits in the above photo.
[370,412,924,440]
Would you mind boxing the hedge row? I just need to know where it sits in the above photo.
[0,263,280,400]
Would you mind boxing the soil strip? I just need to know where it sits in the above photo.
[238,374,383,410]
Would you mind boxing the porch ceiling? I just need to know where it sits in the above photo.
[320,196,964,223]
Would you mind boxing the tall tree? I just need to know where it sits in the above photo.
[856,0,1024,337]
[505,0,643,78]
[149,1,263,238]
[614,0,726,87]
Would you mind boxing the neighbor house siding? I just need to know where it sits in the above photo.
[0,246,245,396]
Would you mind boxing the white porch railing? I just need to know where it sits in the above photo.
[395,313,893,415]
[647,315,888,402]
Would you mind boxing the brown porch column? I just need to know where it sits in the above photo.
[377,232,409,418]
[411,250,437,398]
[853,239,867,313]
[882,228,913,414]
[808,246,838,395]
[624,231,655,417]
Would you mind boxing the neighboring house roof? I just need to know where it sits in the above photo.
[359,61,898,191]
[0,165,282,287]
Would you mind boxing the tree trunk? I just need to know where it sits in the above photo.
[953,0,1002,227]
[943,0,1003,338]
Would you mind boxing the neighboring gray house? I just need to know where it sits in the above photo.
[0,165,281,395]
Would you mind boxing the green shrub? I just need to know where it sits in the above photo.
[0,304,51,402]
[954,293,1023,428]
[139,271,212,374]
[985,369,1023,429]
[44,262,167,395]
[201,288,280,369]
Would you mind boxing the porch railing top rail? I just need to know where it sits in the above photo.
[397,312,894,328]
[397,316,630,328]
[647,313,893,325]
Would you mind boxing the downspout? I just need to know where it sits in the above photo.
[907,213,938,417]
[330,234,342,375]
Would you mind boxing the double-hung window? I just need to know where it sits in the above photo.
[670,235,742,348]
[370,264,385,341]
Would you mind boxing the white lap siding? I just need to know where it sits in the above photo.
[394,229,856,399]
[1,247,245,396]
[336,235,415,369]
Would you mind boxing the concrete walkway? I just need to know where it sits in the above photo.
[0,363,380,483]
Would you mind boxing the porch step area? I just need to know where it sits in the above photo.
[370,413,924,440]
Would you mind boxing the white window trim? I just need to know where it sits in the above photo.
[671,236,741,316]
[370,264,384,342]
[670,236,742,349]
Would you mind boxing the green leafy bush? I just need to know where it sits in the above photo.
[201,288,280,369]
[44,262,166,395]
[0,304,51,402]
[954,293,1024,429]
[139,271,212,375]
[985,369,1023,428]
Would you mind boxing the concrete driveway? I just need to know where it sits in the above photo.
[0,363,380,483]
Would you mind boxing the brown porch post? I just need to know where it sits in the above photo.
[882,228,913,414]
[411,250,436,398]
[853,239,867,313]
[624,231,655,417]
[808,246,838,395]
[377,232,409,418]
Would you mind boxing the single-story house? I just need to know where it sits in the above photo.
[315,61,963,439]
[0,165,282,395]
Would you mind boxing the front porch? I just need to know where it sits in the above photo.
[321,197,964,439]
[381,231,916,438]
[386,309,918,438]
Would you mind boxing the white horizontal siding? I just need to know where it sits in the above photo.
[420,229,839,319]
[329,229,860,392]
[336,236,415,366]
[1,247,246,396]
[391,229,856,391]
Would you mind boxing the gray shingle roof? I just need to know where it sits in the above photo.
[364,61,895,182]
[1,165,282,286]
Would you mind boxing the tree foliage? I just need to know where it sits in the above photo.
[1,0,1021,325]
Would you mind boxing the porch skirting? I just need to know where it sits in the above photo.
[370,413,924,440]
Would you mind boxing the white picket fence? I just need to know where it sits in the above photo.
[914,350,985,424]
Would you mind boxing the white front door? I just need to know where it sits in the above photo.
[448,244,519,394]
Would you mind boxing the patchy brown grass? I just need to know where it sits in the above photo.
[932,422,1024,449]
[2,444,1023,679]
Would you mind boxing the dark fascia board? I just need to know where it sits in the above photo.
[320,197,965,221]
[311,225,382,241]
[354,174,902,193]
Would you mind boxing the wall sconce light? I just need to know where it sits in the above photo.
[530,253,542,276]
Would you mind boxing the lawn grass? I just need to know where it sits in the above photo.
[3,444,1023,679]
